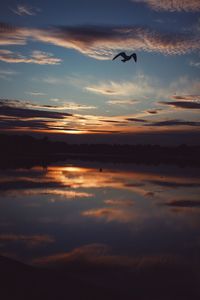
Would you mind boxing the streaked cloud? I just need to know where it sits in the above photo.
[82,207,137,223]
[165,199,200,208]
[169,77,200,98]
[104,199,134,206]
[160,101,200,109]
[26,91,47,96]
[0,99,94,113]
[8,189,93,200]
[0,22,199,58]
[33,243,110,265]
[1,98,200,135]
[0,49,62,65]
[190,61,200,68]
[0,99,72,118]
[11,4,40,16]
[171,94,200,101]
[0,234,54,247]
[126,117,148,123]
[49,99,96,110]
[0,22,26,45]
[132,0,200,12]
[0,68,18,80]
[107,99,138,105]
[148,119,200,127]
[85,76,154,97]
[33,243,181,274]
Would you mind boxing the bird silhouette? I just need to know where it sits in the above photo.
[112,52,137,63]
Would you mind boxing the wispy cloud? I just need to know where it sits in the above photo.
[148,119,200,127]
[82,207,137,223]
[0,22,199,58]
[0,234,54,247]
[132,0,200,12]
[107,99,138,105]
[171,94,200,101]
[169,77,200,97]
[26,91,47,96]
[0,50,62,65]
[11,4,40,16]
[33,244,110,265]
[42,76,67,85]
[0,68,18,80]
[49,100,96,110]
[86,75,154,97]
[189,60,200,68]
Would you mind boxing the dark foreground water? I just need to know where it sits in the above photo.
[0,160,200,299]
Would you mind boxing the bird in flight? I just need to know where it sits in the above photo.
[112,52,137,63]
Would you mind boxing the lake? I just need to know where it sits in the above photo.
[0,160,200,299]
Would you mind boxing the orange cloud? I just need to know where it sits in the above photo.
[0,50,61,65]
[0,22,199,58]
[33,243,110,265]
[0,234,54,247]
[33,243,180,270]
[82,207,137,223]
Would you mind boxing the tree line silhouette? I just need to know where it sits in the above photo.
[0,134,200,167]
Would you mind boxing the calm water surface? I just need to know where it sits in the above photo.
[0,161,200,297]
[1,161,200,263]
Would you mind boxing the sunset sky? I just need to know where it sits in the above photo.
[0,0,200,144]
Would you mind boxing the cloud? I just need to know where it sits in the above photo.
[190,61,200,68]
[148,119,200,127]
[82,207,137,223]
[33,243,181,272]
[11,4,40,16]
[9,98,96,111]
[104,199,134,206]
[148,180,200,188]
[107,99,138,105]
[171,94,200,101]
[165,200,200,208]
[0,98,94,113]
[49,99,96,110]
[0,22,199,58]
[42,76,67,85]
[0,50,62,65]
[0,234,54,247]
[160,101,200,109]
[0,68,18,80]
[0,99,97,133]
[147,110,159,114]
[33,243,110,265]
[132,0,200,12]
[86,76,154,97]
[126,118,148,123]
[0,99,72,119]
[7,189,93,199]
[26,92,47,96]
[169,77,200,97]
[0,22,27,45]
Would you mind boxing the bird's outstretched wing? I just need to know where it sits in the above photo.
[112,52,126,60]
[132,53,137,62]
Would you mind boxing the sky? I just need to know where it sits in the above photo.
[0,0,200,144]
